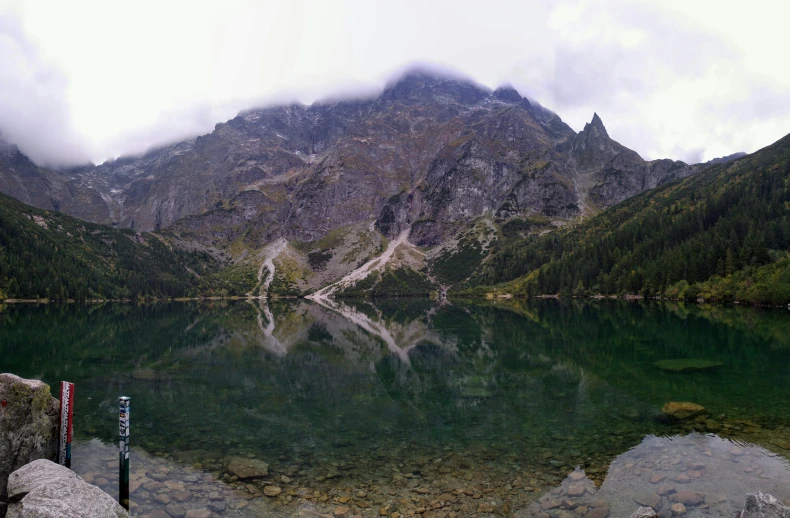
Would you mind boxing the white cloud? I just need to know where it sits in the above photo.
[0,14,90,165]
[1,0,789,165]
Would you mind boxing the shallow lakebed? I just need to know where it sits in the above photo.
[2,298,790,517]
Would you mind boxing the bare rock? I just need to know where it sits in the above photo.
[631,507,657,518]
[660,402,706,421]
[223,457,269,480]
[672,491,704,507]
[6,459,129,517]
[634,493,662,510]
[739,493,790,518]
[263,486,282,497]
[0,374,59,511]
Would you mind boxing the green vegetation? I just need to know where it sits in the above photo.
[0,192,222,300]
[269,270,302,297]
[432,239,486,285]
[307,250,332,270]
[692,254,790,305]
[500,215,553,238]
[201,261,259,296]
[466,133,790,305]
[336,271,378,298]
[372,267,435,297]
[337,267,435,298]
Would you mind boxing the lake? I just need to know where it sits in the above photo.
[2,298,790,517]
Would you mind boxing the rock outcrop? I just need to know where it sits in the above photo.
[0,69,699,250]
[739,492,790,518]
[0,374,59,516]
[6,459,129,518]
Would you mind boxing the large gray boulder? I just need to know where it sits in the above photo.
[740,493,790,518]
[0,374,59,515]
[6,460,129,517]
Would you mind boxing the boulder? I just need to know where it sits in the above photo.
[660,402,707,421]
[224,456,269,479]
[630,507,657,518]
[0,374,59,514]
[739,493,790,518]
[6,459,129,517]
[673,491,704,506]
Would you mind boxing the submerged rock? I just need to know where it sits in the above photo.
[0,374,59,514]
[6,459,129,517]
[660,402,707,421]
[223,456,269,479]
[739,492,790,518]
[654,359,723,372]
[630,507,657,518]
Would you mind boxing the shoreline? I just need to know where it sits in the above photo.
[2,293,789,309]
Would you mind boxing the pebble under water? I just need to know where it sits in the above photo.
[2,298,790,517]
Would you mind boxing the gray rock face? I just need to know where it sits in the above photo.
[0,69,698,249]
[740,493,790,518]
[6,459,129,518]
[0,374,59,514]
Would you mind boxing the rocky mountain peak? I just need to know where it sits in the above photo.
[492,85,523,104]
[583,112,609,138]
[380,68,490,106]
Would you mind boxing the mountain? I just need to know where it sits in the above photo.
[700,152,747,166]
[0,192,222,300]
[463,131,790,305]
[0,69,703,298]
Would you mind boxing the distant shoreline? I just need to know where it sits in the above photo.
[2,294,788,310]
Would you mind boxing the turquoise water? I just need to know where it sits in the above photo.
[2,298,790,516]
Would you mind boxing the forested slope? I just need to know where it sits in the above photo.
[464,132,790,305]
[0,192,221,300]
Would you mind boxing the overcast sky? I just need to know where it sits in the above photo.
[1,0,789,166]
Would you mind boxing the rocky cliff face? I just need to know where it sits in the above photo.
[0,70,702,294]
[0,70,696,243]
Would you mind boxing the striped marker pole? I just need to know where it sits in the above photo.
[118,397,130,510]
[58,381,75,468]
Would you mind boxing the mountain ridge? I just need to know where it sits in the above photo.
[0,69,723,299]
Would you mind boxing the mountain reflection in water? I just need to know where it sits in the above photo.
[1,298,789,516]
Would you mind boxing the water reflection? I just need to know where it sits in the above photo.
[527,433,790,517]
[1,298,790,517]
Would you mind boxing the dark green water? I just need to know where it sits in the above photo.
[2,298,790,516]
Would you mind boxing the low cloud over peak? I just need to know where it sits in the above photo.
[0,15,91,166]
[2,0,790,167]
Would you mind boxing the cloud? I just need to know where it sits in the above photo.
[0,14,90,166]
[2,0,790,166]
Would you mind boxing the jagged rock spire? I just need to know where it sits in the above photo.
[583,112,609,138]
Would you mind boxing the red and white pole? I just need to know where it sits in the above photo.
[58,381,75,468]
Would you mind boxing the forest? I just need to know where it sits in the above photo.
[464,133,790,305]
[0,192,222,300]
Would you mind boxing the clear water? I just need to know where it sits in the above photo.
[2,298,790,517]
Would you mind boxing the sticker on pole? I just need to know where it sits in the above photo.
[118,396,131,510]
